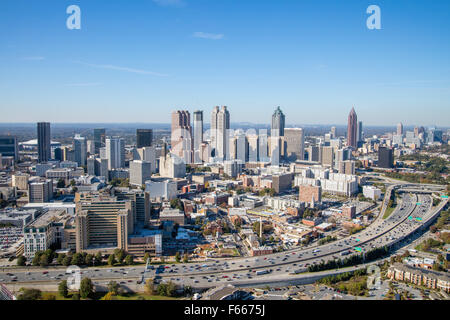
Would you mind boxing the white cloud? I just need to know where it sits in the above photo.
[74,61,169,77]
[193,32,224,40]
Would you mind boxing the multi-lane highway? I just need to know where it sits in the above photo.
[0,187,447,290]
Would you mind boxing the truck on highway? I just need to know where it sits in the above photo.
[256,269,271,276]
[290,268,308,275]
[313,249,321,253]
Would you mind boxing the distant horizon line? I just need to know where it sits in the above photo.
[0,122,447,128]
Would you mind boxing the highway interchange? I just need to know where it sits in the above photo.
[0,184,448,290]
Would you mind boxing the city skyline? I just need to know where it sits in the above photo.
[1,0,450,126]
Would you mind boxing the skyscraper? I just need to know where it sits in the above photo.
[129,160,152,186]
[171,110,192,163]
[347,108,358,149]
[330,126,337,139]
[284,128,305,161]
[397,123,403,136]
[105,137,125,170]
[193,110,203,163]
[73,135,87,166]
[271,106,285,137]
[210,106,230,160]
[136,129,153,148]
[378,147,394,168]
[93,128,105,154]
[357,121,363,144]
[37,122,51,163]
[0,135,18,161]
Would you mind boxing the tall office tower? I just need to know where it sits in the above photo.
[414,127,419,137]
[37,122,51,163]
[271,106,285,137]
[357,121,363,143]
[378,147,394,168]
[115,190,150,227]
[397,123,403,136]
[93,128,106,154]
[0,135,18,161]
[307,146,320,162]
[247,134,259,162]
[136,129,153,148]
[235,132,248,163]
[347,108,358,148]
[210,106,230,160]
[73,134,87,166]
[135,146,157,173]
[193,110,203,163]
[29,179,53,203]
[86,140,95,155]
[330,126,337,139]
[129,160,152,186]
[258,130,269,162]
[171,110,192,163]
[269,136,281,166]
[87,156,108,179]
[284,128,305,161]
[75,199,133,252]
[106,137,125,170]
[320,146,334,167]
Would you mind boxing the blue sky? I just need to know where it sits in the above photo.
[0,0,449,126]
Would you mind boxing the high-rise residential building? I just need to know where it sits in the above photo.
[320,146,334,167]
[193,110,203,163]
[73,134,87,166]
[129,160,152,186]
[347,108,358,149]
[271,106,285,137]
[397,123,404,136]
[284,128,305,161]
[37,122,51,163]
[0,135,18,161]
[105,137,125,170]
[93,128,106,154]
[338,160,356,175]
[136,129,153,148]
[86,140,95,155]
[75,198,133,252]
[210,106,230,160]
[29,179,53,203]
[171,110,192,163]
[134,146,157,173]
[159,152,186,178]
[378,147,394,168]
[115,189,150,227]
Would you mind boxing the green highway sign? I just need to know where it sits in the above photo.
[354,247,362,252]
[356,239,360,242]
[442,195,449,199]
[408,216,413,220]
[416,203,422,205]
[416,217,422,221]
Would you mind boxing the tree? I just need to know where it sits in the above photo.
[17,255,26,266]
[72,293,80,300]
[94,252,102,266]
[80,278,94,299]
[85,254,94,267]
[125,255,134,265]
[175,252,181,263]
[183,253,189,264]
[57,178,66,188]
[17,288,42,300]
[32,251,42,266]
[143,253,151,264]
[145,278,155,295]
[108,254,116,266]
[114,249,125,264]
[71,253,84,266]
[39,254,49,267]
[107,281,120,295]
[57,253,66,265]
[58,280,69,298]
[63,255,72,267]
